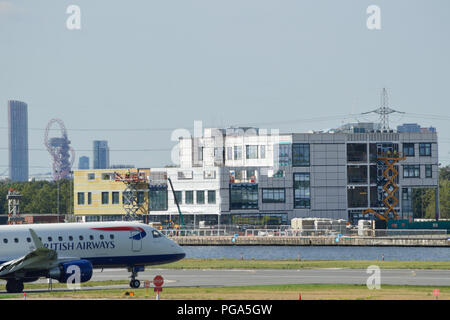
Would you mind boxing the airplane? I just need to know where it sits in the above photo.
[0,221,185,293]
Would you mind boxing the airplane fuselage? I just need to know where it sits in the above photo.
[0,221,185,269]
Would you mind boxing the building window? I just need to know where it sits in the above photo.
[137,191,145,205]
[425,165,432,178]
[278,144,291,166]
[208,190,216,204]
[347,165,368,184]
[178,171,193,180]
[123,191,132,205]
[226,147,233,160]
[294,173,310,209]
[185,191,194,204]
[260,145,266,159]
[203,170,216,179]
[148,187,167,211]
[292,144,310,166]
[347,186,368,208]
[246,145,258,159]
[234,146,242,160]
[112,192,119,204]
[197,191,205,204]
[262,188,286,203]
[419,143,431,156]
[77,192,85,205]
[246,169,257,182]
[403,165,420,178]
[87,192,92,205]
[102,173,113,180]
[403,143,415,157]
[101,192,109,204]
[174,191,182,204]
[230,184,258,210]
[347,143,367,162]
[87,173,95,180]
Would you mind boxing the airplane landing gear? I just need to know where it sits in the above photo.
[130,279,141,288]
[6,279,24,293]
[128,266,144,289]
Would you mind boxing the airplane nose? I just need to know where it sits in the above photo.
[168,239,186,258]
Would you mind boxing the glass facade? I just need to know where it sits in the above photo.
[425,164,432,178]
[149,186,167,211]
[197,190,205,204]
[262,188,285,203]
[293,173,310,208]
[208,190,216,204]
[230,184,258,210]
[112,192,119,204]
[419,143,431,156]
[185,191,194,204]
[292,143,310,166]
[8,100,28,182]
[278,144,291,166]
[403,143,415,157]
[101,192,109,204]
[174,191,182,204]
[403,165,420,178]
[234,146,242,160]
[246,145,258,159]
[77,192,85,205]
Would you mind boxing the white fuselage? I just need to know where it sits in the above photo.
[0,221,185,268]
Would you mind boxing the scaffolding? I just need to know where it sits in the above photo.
[7,188,25,225]
[114,170,148,221]
[363,147,406,221]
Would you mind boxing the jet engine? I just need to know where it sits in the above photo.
[48,259,93,283]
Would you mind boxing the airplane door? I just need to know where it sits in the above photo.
[131,231,142,252]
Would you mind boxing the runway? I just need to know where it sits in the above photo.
[92,268,450,287]
[1,268,449,294]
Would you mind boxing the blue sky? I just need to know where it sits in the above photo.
[1,0,449,174]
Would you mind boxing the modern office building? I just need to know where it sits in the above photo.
[74,123,439,226]
[93,140,109,169]
[8,100,29,182]
[78,156,90,170]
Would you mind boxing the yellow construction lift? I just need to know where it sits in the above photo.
[363,150,406,221]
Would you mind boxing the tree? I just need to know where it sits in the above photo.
[0,179,73,215]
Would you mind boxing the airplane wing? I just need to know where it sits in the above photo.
[0,229,76,278]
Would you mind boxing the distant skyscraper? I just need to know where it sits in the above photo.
[78,156,90,170]
[93,141,109,169]
[8,100,29,181]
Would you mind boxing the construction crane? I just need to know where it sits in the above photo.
[166,178,185,229]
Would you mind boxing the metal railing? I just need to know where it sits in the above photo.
[160,225,448,239]
[160,229,228,237]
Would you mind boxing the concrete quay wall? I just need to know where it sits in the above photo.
[171,236,450,247]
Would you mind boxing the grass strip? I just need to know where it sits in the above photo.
[147,258,450,270]
[3,283,449,300]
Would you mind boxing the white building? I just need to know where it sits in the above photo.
[75,123,440,227]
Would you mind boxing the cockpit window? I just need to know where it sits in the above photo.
[152,230,162,238]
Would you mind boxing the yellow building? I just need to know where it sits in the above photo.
[74,168,151,221]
